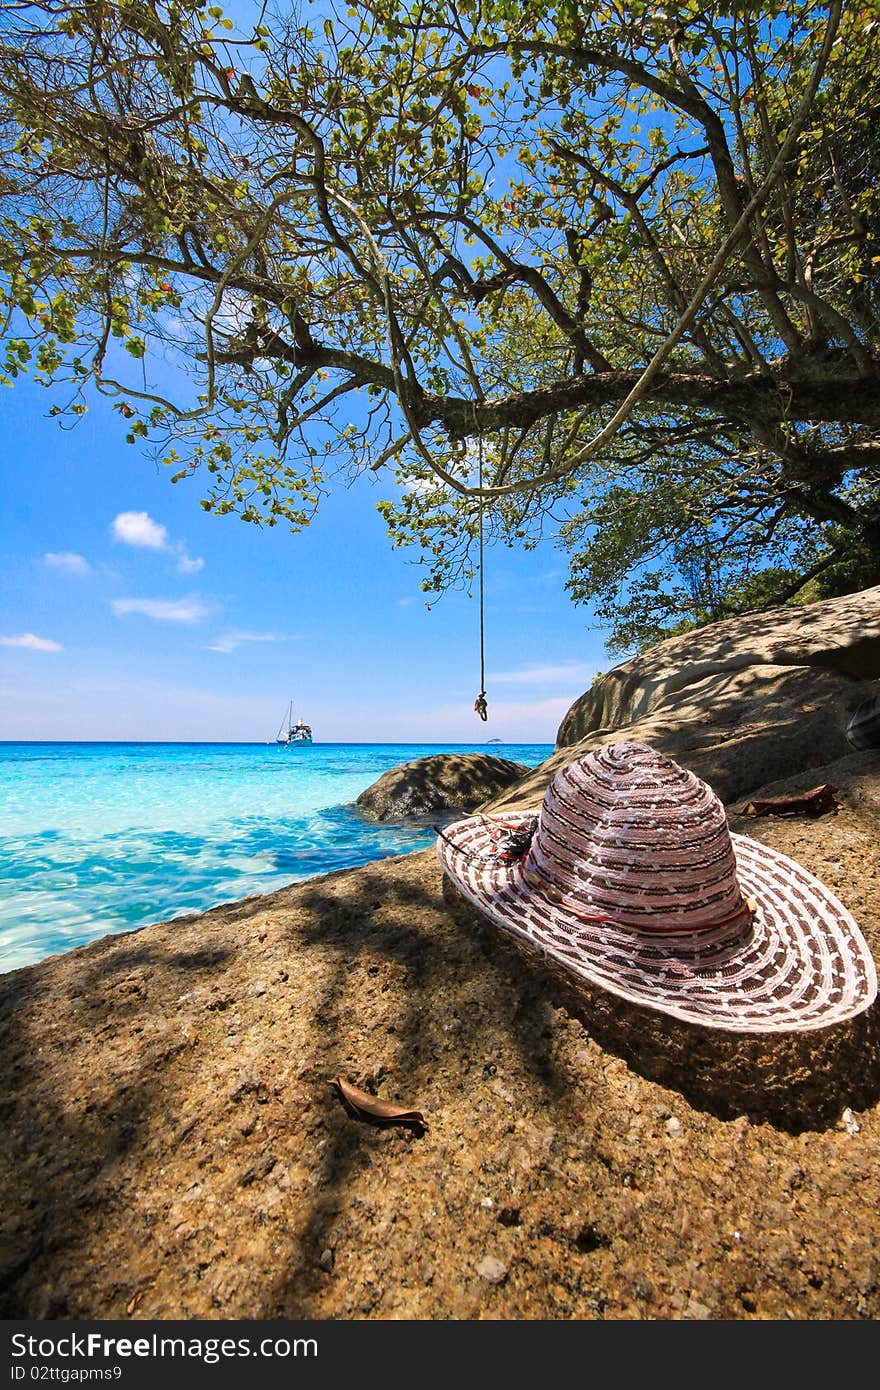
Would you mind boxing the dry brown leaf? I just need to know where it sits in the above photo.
[329,1076,428,1134]
[126,1291,143,1316]
[741,784,838,818]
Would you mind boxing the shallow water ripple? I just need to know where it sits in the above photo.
[0,741,549,972]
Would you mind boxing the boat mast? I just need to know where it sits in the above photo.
[276,700,293,741]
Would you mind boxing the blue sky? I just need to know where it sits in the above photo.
[0,370,610,742]
[0,0,619,745]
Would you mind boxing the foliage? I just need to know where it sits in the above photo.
[1,0,879,645]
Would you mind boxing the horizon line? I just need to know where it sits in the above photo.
[0,738,555,746]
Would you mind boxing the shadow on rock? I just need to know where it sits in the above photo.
[266,864,570,1316]
[442,876,880,1135]
[0,935,238,1317]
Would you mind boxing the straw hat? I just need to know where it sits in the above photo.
[437,743,877,1034]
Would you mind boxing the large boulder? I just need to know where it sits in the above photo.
[355,753,530,822]
[557,584,880,746]
[487,586,880,815]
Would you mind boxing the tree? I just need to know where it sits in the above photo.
[1,0,878,649]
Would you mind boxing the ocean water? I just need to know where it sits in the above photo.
[0,741,551,975]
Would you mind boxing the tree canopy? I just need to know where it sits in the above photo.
[1,0,878,650]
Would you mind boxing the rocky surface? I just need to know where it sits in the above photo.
[355,752,529,822]
[557,585,880,747]
[490,664,879,813]
[1,752,880,1321]
[489,588,880,814]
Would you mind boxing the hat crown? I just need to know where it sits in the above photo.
[526,743,743,933]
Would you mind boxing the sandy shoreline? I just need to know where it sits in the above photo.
[1,751,879,1319]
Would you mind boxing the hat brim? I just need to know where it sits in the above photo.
[437,810,878,1034]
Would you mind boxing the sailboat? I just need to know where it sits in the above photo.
[275,700,313,746]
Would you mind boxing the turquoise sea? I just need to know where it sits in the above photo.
[0,741,551,975]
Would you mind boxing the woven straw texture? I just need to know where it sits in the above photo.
[437,743,877,1034]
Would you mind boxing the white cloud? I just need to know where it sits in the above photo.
[205,631,290,654]
[112,596,210,624]
[405,476,447,498]
[111,510,170,550]
[0,673,287,743]
[489,662,597,686]
[177,554,205,575]
[0,633,63,651]
[44,551,92,576]
[111,510,204,574]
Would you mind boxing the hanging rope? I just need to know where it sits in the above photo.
[474,434,488,722]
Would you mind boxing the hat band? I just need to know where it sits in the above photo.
[520,862,758,939]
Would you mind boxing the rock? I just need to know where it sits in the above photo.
[318,1248,335,1273]
[355,753,530,822]
[558,586,880,746]
[476,1256,508,1285]
[487,587,880,813]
